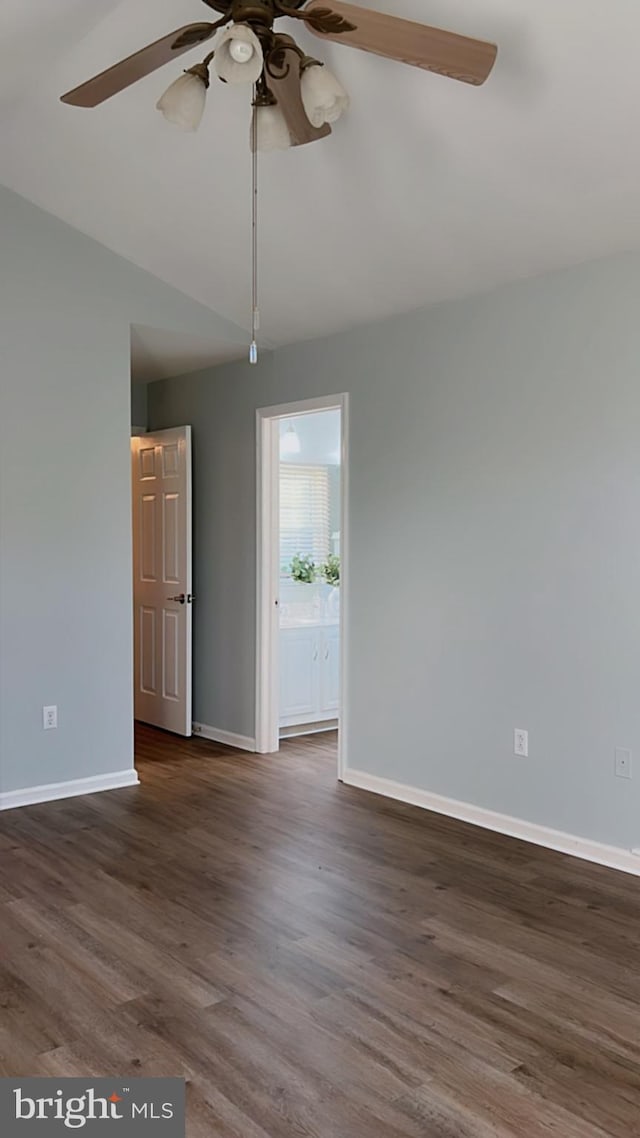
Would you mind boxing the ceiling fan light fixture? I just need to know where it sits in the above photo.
[252,103,291,153]
[300,61,349,127]
[156,55,212,131]
[214,24,264,85]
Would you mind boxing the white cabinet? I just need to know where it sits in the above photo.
[279,627,319,723]
[319,625,340,715]
[280,624,339,728]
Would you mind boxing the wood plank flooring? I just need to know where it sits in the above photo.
[1,725,640,1136]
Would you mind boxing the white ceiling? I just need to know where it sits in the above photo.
[2,0,640,355]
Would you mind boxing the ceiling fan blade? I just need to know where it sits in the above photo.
[268,65,332,147]
[302,1,498,86]
[60,23,219,107]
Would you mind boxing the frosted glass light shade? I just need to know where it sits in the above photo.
[156,72,207,131]
[300,63,349,127]
[215,24,263,84]
[252,104,291,152]
[230,40,255,64]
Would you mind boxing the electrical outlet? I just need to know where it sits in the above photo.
[615,747,632,779]
[43,705,57,730]
[514,728,528,757]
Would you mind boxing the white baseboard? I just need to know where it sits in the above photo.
[343,768,640,879]
[0,769,139,812]
[280,719,339,739]
[192,722,256,752]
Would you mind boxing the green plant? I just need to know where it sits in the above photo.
[290,553,317,584]
[321,554,340,586]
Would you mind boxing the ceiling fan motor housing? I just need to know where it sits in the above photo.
[229,0,278,27]
[203,0,309,26]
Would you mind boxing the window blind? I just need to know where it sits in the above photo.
[280,464,330,571]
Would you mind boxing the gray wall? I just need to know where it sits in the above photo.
[0,184,247,795]
[131,383,148,430]
[149,253,640,850]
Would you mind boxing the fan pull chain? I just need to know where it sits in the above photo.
[249,86,259,366]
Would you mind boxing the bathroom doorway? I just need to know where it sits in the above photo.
[256,394,348,777]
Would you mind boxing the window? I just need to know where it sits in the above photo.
[280,464,330,573]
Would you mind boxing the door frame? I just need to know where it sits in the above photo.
[255,393,349,779]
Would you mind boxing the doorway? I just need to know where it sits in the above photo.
[131,426,193,737]
[256,395,349,778]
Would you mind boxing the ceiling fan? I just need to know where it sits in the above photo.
[61,2,497,364]
[61,0,498,150]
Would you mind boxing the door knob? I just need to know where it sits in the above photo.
[167,593,186,604]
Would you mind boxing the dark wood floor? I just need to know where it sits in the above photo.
[1,726,640,1135]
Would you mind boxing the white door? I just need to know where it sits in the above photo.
[131,427,193,736]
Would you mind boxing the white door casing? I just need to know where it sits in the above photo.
[131,427,193,736]
[256,393,349,778]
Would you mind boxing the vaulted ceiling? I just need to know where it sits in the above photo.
[2,0,640,352]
